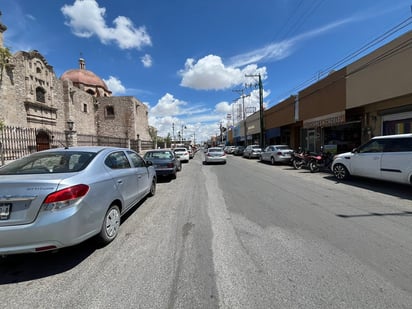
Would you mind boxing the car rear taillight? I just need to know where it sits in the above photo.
[277,152,282,155]
[42,184,89,211]
[167,163,174,168]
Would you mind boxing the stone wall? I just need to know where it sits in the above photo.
[0,49,151,145]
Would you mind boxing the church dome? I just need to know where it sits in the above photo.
[61,58,112,96]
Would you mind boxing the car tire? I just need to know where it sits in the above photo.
[148,178,156,196]
[271,157,275,165]
[177,164,182,171]
[333,163,349,180]
[98,204,120,244]
[171,172,177,179]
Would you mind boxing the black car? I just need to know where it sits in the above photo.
[143,149,182,179]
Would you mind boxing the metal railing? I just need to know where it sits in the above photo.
[0,125,155,165]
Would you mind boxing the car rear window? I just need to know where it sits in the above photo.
[0,151,95,174]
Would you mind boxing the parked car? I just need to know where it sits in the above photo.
[233,146,245,156]
[331,133,412,185]
[260,145,294,165]
[243,145,262,159]
[143,149,181,179]
[204,147,227,164]
[173,147,190,163]
[0,146,156,255]
[188,147,195,159]
[224,146,236,154]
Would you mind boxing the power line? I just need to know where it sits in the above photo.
[274,16,412,102]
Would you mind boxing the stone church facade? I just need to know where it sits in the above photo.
[0,17,150,156]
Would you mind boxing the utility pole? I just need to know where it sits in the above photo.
[172,123,175,145]
[233,88,250,146]
[245,73,264,148]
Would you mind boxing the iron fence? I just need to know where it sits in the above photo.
[0,125,155,165]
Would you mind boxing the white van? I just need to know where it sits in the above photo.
[331,133,412,185]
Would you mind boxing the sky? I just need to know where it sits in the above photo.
[1,0,412,143]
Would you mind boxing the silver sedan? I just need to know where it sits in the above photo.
[204,147,227,164]
[260,145,294,165]
[0,146,156,255]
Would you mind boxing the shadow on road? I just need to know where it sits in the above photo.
[321,174,412,201]
[0,199,146,285]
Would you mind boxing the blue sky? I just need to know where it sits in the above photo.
[2,0,412,143]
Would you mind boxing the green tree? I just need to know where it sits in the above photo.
[0,46,12,81]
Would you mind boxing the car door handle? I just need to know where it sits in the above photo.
[117,180,123,184]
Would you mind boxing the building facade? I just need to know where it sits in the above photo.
[0,17,150,157]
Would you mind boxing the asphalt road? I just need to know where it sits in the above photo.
[1,151,412,308]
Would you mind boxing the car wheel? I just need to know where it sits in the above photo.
[177,164,182,171]
[248,153,251,159]
[171,172,177,179]
[333,163,349,180]
[148,178,156,196]
[98,204,120,244]
[270,157,275,165]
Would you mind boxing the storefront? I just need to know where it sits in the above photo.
[382,111,412,135]
[302,111,360,154]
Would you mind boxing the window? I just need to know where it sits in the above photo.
[83,103,88,113]
[127,151,145,167]
[358,140,385,153]
[105,106,115,118]
[105,152,131,169]
[36,87,46,103]
[383,138,412,152]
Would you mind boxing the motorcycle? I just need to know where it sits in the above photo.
[308,146,334,173]
[291,148,315,170]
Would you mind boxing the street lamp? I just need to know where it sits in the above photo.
[67,119,74,131]
[65,119,75,148]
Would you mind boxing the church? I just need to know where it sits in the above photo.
[0,14,151,157]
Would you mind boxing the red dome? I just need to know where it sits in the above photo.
[61,69,109,91]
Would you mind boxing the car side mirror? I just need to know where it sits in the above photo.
[146,160,153,166]
[351,148,358,153]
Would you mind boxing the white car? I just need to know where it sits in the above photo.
[332,133,412,185]
[173,147,190,163]
[204,147,227,164]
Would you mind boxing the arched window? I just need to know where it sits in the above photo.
[36,87,46,103]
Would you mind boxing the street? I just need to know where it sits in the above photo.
[1,152,412,309]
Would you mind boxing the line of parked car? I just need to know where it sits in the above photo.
[0,144,197,256]
[224,133,412,186]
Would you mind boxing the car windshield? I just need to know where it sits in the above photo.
[252,146,261,149]
[276,145,291,150]
[0,151,96,175]
[144,151,173,160]
[174,148,187,152]
[209,148,223,153]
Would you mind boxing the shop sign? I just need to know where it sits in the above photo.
[303,111,345,128]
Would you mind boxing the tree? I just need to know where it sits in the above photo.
[148,126,157,142]
[0,46,12,81]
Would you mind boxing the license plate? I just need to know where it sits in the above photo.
[0,203,11,220]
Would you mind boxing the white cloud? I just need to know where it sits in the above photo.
[229,18,352,67]
[61,0,152,50]
[150,93,187,117]
[141,54,153,67]
[103,76,126,95]
[214,101,232,115]
[179,55,268,90]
